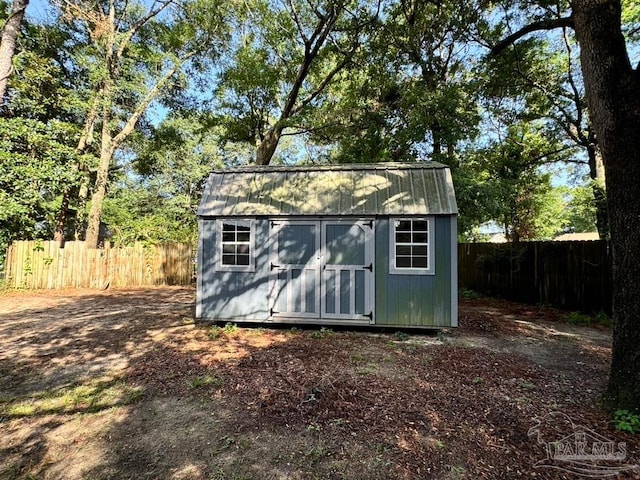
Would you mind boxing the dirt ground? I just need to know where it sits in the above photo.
[0,286,638,479]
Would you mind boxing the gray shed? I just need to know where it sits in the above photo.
[196,162,458,328]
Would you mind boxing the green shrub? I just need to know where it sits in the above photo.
[614,409,640,434]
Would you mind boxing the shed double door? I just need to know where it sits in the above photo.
[269,219,374,322]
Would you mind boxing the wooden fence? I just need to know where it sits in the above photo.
[4,241,194,289]
[458,240,612,314]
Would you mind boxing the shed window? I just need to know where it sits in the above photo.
[390,218,434,275]
[217,219,254,271]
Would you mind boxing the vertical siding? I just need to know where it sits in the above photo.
[198,218,270,320]
[375,216,454,327]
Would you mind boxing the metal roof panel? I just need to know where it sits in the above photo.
[198,162,458,217]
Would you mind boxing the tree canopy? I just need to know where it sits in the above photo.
[3,0,640,410]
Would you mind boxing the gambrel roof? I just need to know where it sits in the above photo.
[198,162,458,217]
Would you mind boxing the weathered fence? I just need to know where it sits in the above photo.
[4,241,194,289]
[458,240,612,314]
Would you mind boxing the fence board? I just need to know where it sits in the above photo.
[458,240,612,314]
[3,241,194,289]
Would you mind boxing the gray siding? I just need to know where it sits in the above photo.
[198,219,270,321]
[374,216,454,327]
[198,215,456,327]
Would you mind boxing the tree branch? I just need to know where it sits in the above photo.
[117,0,175,59]
[112,51,195,147]
[491,16,574,55]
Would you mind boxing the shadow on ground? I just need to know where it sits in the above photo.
[0,287,634,480]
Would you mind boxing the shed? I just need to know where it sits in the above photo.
[196,162,458,328]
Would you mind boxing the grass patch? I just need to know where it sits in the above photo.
[208,322,240,340]
[394,331,410,342]
[459,288,481,299]
[565,311,612,328]
[0,380,142,417]
[311,327,333,339]
[188,374,223,390]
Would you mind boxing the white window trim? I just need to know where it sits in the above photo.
[216,218,255,272]
[389,217,435,275]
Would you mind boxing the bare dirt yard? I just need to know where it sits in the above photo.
[0,286,638,479]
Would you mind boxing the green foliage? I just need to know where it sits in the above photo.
[459,288,481,300]
[208,326,223,339]
[102,114,223,245]
[394,331,410,342]
[0,118,87,248]
[564,183,598,234]
[310,327,333,339]
[614,409,640,434]
[207,323,239,340]
[565,311,612,328]
[465,122,571,240]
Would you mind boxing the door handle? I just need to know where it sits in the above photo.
[362,263,373,272]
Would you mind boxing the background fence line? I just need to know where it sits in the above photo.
[4,241,194,289]
[458,240,612,314]
[5,239,613,314]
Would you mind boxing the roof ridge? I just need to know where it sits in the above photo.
[212,161,448,174]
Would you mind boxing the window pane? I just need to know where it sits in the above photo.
[222,223,236,232]
[222,232,235,242]
[396,220,412,231]
[413,221,427,231]
[396,256,411,268]
[396,245,411,256]
[412,245,427,256]
[237,232,250,242]
[237,255,250,265]
[413,232,427,243]
[237,225,250,232]
[412,257,427,268]
[222,254,236,265]
[396,232,411,243]
[222,244,235,254]
[237,244,249,254]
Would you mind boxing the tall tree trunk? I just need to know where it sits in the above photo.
[85,139,114,248]
[586,142,609,238]
[573,0,640,410]
[0,0,28,102]
[53,78,100,243]
[256,128,282,165]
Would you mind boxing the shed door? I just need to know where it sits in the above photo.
[321,221,374,322]
[269,221,321,318]
[269,219,374,323]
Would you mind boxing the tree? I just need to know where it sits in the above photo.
[0,0,28,101]
[485,17,608,238]
[466,122,570,241]
[564,183,598,233]
[316,0,484,164]
[55,0,228,248]
[0,7,92,259]
[0,118,85,254]
[492,0,640,410]
[102,114,224,245]
[216,0,377,165]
